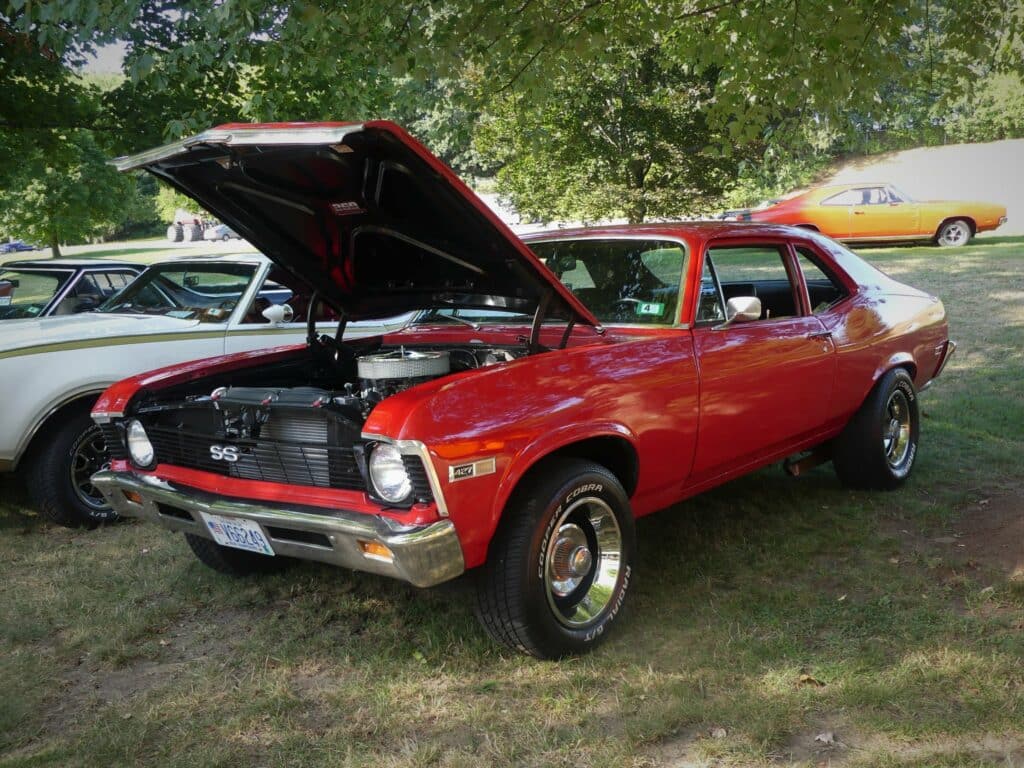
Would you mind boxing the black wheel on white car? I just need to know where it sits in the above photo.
[25,410,118,529]
[184,533,292,576]
[833,367,920,490]
[936,219,972,247]
[475,458,635,659]
[166,224,183,243]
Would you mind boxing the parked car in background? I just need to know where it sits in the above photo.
[204,223,242,242]
[0,260,142,320]
[726,183,1007,246]
[93,121,955,658]
[0,252,409,529]
[0,240,40,253]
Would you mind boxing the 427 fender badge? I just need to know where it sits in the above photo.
[448,457,497,482]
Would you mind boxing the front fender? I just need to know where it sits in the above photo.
[490,421,638,526]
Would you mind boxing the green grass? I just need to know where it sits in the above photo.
[2,238,1022,767]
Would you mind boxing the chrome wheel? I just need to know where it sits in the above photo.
[544,496,622,628]
[882,389,912,470]
[70,425,111,511]
[938,220,970,247]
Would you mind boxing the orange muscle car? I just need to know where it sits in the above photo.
[728,183,1007,247]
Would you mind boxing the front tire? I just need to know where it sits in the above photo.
[475,458,635,659]
[25,411,117,528]
[833,368,920,490]
[936,219,972,247]
[184,533,291,576]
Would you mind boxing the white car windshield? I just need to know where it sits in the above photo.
[99,263,257,323]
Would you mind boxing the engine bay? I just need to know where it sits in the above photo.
[134,342,527,441]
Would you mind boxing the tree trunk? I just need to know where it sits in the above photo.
[49,235,61,259]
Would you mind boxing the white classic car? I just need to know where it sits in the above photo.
[0,253,408,528]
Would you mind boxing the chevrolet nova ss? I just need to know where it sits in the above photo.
[92,122,955,658]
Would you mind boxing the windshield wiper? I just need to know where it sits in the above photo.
[419,310,481,330]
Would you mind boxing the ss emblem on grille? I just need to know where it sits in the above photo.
[209,445,240,462]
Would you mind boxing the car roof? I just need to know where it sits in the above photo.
[520,221,819,247]
[2,259,142,269]
[145,252,269,267]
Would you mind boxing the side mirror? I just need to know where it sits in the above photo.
[261,302,294,325]
[725,296,762,323]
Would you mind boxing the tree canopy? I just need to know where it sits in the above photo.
[1,0,1022,230]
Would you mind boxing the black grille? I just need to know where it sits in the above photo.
[99,423,127,460]
[403,455,434,503]
[145,425,434,503]
[147,425,365,491]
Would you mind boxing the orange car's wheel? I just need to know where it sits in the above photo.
[936,219,972,247]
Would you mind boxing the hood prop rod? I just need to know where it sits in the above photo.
[528,290,553,354]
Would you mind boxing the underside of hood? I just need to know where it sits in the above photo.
[114,121,598,327]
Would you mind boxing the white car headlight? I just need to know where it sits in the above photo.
[126,419,155,467]
[368,444,412,503]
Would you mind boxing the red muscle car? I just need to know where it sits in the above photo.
[92,122,955,658]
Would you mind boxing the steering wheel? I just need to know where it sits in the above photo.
[609,297,642,321]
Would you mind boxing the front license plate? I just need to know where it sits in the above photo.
[200,512,274,556]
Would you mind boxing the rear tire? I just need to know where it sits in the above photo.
[833,368,919,490]
[166,224,183,243]
[936,219,972,247]
[475,458,635,659]
[25,410,118,529]
[184,533,291,576]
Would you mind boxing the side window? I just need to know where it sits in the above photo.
[821,189,862,206]
[704,245,799,321]
[95,270,136,295]
[795,246,849,314]
[241,267,340,325]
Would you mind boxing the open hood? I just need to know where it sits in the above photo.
[114,121,599,328]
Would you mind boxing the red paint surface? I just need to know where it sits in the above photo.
[95,200,951,573]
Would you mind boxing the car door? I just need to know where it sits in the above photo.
[688,240,837,484]
[849,186,920,238]
[814,188,860,238]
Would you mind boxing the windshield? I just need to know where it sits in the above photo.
[98,263,257,323]
[530,238,687,325]
[0,268,74,319]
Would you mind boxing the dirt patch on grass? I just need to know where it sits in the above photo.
[952,494,1024,579]
[885,492,1023,581]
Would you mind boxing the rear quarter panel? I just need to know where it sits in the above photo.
[819,289,947,425]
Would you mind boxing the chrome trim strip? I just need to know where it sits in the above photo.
[91,470,464,588]
[362,434,450,518]
[113,124,366,171]
[935,339,957,378]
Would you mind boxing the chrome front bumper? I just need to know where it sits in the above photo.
[92,471,465,588]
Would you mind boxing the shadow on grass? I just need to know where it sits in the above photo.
[0,474,42,532]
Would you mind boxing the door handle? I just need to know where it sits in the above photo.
[853,210,866,215]
[807,331,833,340]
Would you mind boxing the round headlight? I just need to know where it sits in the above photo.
[368,444,412,503]
[126,419,155,467]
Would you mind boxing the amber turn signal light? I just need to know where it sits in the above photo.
[123,490,144,505]
[358,540,394,563]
